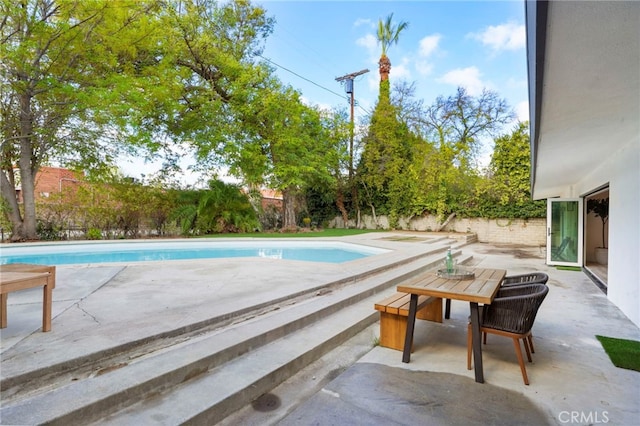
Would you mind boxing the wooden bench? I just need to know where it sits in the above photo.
[0,263,56,332]
[374,293,443,351]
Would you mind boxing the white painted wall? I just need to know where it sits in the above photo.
[605,140,639,327]
[570,138,639,327]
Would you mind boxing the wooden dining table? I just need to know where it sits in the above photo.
[397,267,506,383]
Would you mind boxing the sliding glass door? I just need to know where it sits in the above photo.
[547,199,583,266]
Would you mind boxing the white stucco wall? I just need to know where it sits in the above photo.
[573,138,639,327]
[603,140,639,327]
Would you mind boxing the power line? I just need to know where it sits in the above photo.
[258,55,374,117]
[258,55,347,101]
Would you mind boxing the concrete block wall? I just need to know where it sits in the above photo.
[444,217,546,246]
[330,215,547,246]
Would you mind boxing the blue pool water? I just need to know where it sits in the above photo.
[0,240,388,266]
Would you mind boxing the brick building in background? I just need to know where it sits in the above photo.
[15,166,84,203]
[17,166,283,211]
[259,188,283,211]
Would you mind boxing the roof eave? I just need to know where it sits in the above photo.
[525,0,549,200]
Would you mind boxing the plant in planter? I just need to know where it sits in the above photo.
[587,197,609,264]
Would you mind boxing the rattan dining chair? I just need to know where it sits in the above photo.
[446,273,548,321]
[467,283,549,385]
[483,272,548,346]
[501,272,549,287]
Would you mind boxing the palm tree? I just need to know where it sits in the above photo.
[376,13,409,81]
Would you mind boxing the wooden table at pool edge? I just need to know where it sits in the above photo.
[397,267,506,383]
[0,263,56,332]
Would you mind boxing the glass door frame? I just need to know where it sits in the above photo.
[546,198,583,266]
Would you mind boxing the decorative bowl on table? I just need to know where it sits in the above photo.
[436,269,475,280]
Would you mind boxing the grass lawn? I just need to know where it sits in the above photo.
[596,335,640,372]
[197,229,386,239]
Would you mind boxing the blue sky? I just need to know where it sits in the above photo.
[120,0,529,184]
[257,0,529,122]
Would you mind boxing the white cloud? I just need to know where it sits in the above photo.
[390,57,411,80]
[516,100,529,122]
[300,95,334,112]
[437,66,485,96]
[415,60,434,76]
[356,33,377,53]
[366,73,379,92]
[468,21,525,52]
[418,34,441,57]
[353,18,372,28]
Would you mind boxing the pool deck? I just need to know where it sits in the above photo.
[1,233,639,425]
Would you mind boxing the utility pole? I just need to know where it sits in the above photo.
[335,69,369,180]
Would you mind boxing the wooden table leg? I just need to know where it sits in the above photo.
[469,302,484,383]
[402,293,418,363]
[42,280,53,332]
[1,293,7,328]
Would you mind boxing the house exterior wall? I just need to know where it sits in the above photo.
[598,140,639,327]
[565,138,639,327]
[15,166,84,203]
[34,167,83,200]
[526,0,640,328]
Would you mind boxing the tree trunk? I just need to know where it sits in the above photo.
[0,170,24,239]
[282,187,297,230]
[361,182,378,228]
[436,212,456,232]
[16,92,39,240]
[368,202,378,228]
[351,182,359,228]
[335,188,349,227]
[378,55,391,81]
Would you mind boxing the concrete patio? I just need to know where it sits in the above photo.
[1,233,638,425]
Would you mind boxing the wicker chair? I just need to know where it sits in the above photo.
[483,272,548,345]
[501,272,549,287]
[467,283,549,385]
[447,273,548,321]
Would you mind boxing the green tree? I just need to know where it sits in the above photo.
[1,0,277,240]
[471,122,545,218]
[0,0,165,240]
[301,108,350,228]
[149,0,331,229]
[170,180,258,235]
[195,180,258,234]
[376,13,409,82]
[358,14,413,228]
[150,0,275,176]
[229,81,337,229]
[414,87,515,220]
[359,79,418,228]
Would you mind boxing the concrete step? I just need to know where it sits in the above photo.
[0,247,473,425]
[97,291,385,425]
[0,241,455,397]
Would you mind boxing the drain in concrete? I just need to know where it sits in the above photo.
[251,393,282,412]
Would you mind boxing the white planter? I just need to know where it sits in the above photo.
[595,247,608,265]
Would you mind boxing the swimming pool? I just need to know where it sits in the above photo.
[0,240,389,266]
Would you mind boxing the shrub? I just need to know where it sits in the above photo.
[86,228,102,240]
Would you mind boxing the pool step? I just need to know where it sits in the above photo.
[0,247,473,425]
